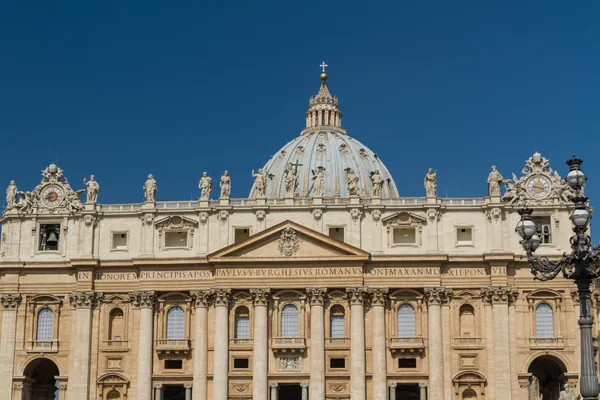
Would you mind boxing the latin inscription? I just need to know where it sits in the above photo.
[215,267,363,277]
[88,270,213,281]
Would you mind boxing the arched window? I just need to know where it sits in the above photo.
[108,308,124,341]
[166,306,185,339]
[107,390,121,400]
[535,303,554,338]
[330,305,345,339]
[235,306,250,340]
[36,308,54,341]
[281,304,299,337]
[397,304,416,337]
[459,304,475,338]
[462,388,477,399]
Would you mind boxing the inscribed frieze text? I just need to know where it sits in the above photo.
[216,267,362,278]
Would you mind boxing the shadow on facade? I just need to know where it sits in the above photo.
[528,355,568,400]
[22,357,59,400]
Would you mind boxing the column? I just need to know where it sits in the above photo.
[424,287,452,400]
[0,294,22,397]
[301,383,309,400]
[67,292,97,400]
[129,291,156,400]
[369,289,388,400]
[346,287,367,400]
[483,286,518,400]
[307,287,327,400]
[154,384,163,400]
[250,289,270,400]
[419,382,428,400]
[389,383,397,400]
[213,289,231,400]
[184,384,192,400]
[190,290,213,400]
[269,383,278,400]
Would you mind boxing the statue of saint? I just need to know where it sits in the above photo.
[345,168,359,196]
[488,166,504,197]
[559,383,581,400]
[424,168,437,197]
[143,174,158,202]
[83,175,99,204]
[371,170,383,198]
[198,172,212,200]
[5,180,17,209]
[220,170,231,198]
[284,163,298,198]
[17,191,34,214]
[312,167,325,197]
[252,169,267,198]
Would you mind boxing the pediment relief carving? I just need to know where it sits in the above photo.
[154,216,198,231]
[97,373,130,384]
[382,212,426,229]
[452,370,486,383]
[453,290,481,300]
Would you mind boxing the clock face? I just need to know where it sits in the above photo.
[526,176,551,199]
[41,185,64,208]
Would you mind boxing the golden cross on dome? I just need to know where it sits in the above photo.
[320,61,328,73]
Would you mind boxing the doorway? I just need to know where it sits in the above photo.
[528,355,567,400]
[22,357,60,400]
[396,383,419,400]
[163,385,185,400]
[278,383,302,400]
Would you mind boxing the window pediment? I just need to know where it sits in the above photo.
[154,216,198,230]
[382,212,427,228]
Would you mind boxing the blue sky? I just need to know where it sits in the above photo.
[0,2,598,209]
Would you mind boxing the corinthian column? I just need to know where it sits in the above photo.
[307,287,327,400]
[0,294,21,396]
[347,287,367,400]
[67,291,99,400]
[213,289,231,400]
[129,291,156,400]
[424,287,452,400]
[250,289,270,400]
[190,290,213,400]
[482,286,518,400]
[369,288,388,400]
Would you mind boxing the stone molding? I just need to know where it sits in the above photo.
[0,293,22,309]
[190,289,214,308]
[368,288,389,307]
[213,289,231,307]
[128,291,156,309]
[250,288,270,306]
[482,286,519,305]
[306,287,327,306]
[346,286,368,305]
[69,291,100,309]
[423,287,453,306]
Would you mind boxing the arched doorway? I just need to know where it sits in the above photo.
[23,358,59,400]
[528,355,568,400]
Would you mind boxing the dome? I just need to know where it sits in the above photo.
[249,71,399,199]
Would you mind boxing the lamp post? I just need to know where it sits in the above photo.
[516,155,599,399]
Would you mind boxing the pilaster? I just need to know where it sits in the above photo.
[307,287,327,400]
[424,287,452,400]
[213,289,231,400]
[369,288,388,400]
[346,287,367,400]
[190,290,213,400]
[129,291,156,400]
[250,288,270,400]
[0,294,22,397]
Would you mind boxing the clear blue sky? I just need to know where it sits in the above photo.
[1,2,599,208]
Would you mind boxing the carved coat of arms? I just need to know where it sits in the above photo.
[278,227,300,257]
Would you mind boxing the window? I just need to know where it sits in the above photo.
[393,228,416,245]
[39,224,60,251]
[108,308,124,341]
[398,358,417,368]
[459,305,475,338]
[233,358,249,369]
[107,390,121,400]
[164,231,188,248]
[330,358,346,369]
[328,227,344,242]
[36,308,54,341]
[532,216,552,244]
[397,304,416,337]
[234,228,250,243]
[281,304,299,337]
[164,360,183,369]
[235,307,250,339]
[111,233,128,251]
[330,305,345,339]
[166,306,185,339]
[535,303,554,338]
[456,227,473,245]
[462,389,477,399]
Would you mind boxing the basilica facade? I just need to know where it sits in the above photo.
[0,72,589,400]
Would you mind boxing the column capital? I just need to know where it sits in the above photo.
[388,383,397,388]
[153,383,163,389]
[213,289,231,307]
[190,289,214,308]
[184,384,193,389]
[368,288,389,307]
[250,288,271,306]
[269,382,279,388]
[69,291,100,309]
[346,286,368,305]
[423,287,453,306]
[129,291,156,309]
[0,293,22,309]
[306,287,327,306]
[482,286,518,305]
[300,382,309,388]
[419,382,428,388]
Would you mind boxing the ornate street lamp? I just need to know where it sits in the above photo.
[516,155,599,399]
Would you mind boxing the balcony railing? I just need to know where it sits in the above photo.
[389,337,425,354]
[101,340,129,351]
[27,340,59,353]
[529,337,564,349]
[271,337,306,354]
[229,338,253,347]
[453,337,483,349]
[156,338,191,355]
[325,337,351,349]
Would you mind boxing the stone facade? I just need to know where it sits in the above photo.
[0,72,591,400]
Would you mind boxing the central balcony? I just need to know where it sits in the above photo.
[100,340,129,352]
[271,337,306,354]
[389,337,425,355]
[529,337,564,350]
[27,340,59,353]
[155,338,191,356]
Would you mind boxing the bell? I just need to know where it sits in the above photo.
[46,231,58,245]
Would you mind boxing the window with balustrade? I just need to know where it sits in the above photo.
[397,304,416,337]
[235,306,250,340]
[166,306,185,339]
[36,308,54,342]
[535,303,554,338]
[26,295,61,352]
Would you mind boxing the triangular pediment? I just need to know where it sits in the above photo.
[382,212,427,226]
[208,220,370,262]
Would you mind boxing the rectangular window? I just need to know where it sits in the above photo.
[330,358,346,369]
[398,358,417,368]
[328,227,344,242]
[532,217,552,244]
[393,228,416,244]
[233,358,249,369]
[111,232,128,251]
[39,224,61,251]
[456,227,473,245]
[164,231,188,248]
[164,360,183,369]
[234,228,250,243]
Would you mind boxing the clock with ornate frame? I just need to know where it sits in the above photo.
[525,176,551,199]
[40,184,65,208]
